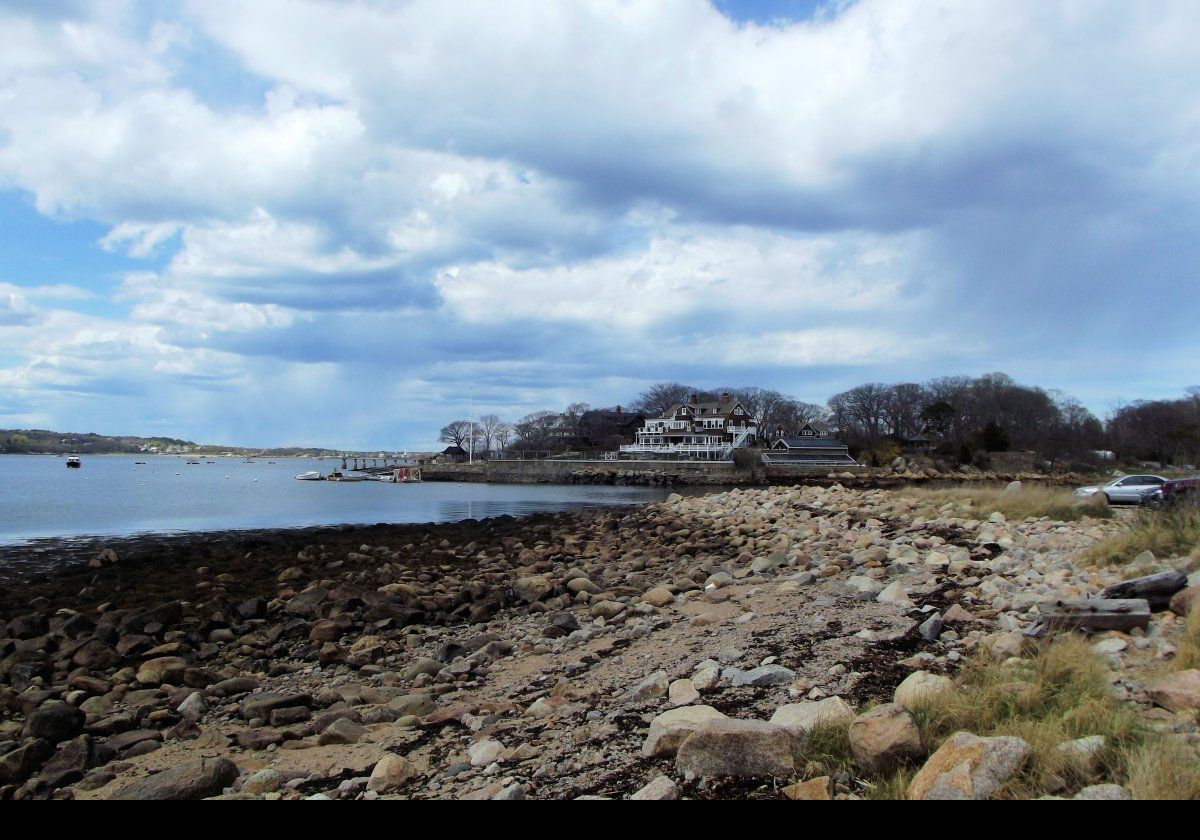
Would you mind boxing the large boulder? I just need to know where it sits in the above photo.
[284,587,329,618]
[39,734,98,781]
[136,656,188,685]
[642,705,728,758]
[22,701,85,744]
[769,697,855,735]
[893,671,954,710]
[675,719,797,778]
[1169,586,1200,617]
[71,639,119,670]
[368,754,418,793]
[907,731,1030,800]
[631,775,679,800]
[110,757,239,800]
[625,671,668,702]
[0,738,53,786]
[241,692,314,722]
[641,587,675,607]
[118,601,183,635]
[848,703,924,775]
[782,776,834,800]
[388,693,436,717]
[1145,670,1200,713]
[727,664,796,687]
[514,576,552,604]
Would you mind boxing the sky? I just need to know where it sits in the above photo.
[0,0,1198,450]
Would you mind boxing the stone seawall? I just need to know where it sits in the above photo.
[422,459,1088,488]
[422,459,749,486]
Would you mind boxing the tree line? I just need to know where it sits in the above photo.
[438,374,1200,467]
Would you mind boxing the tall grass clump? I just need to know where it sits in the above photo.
[1082,502,1200,567]
[904,484,1113,523]
[904,636,1144,798]
[796,719,856,779]
[1176,609,1200,672]
[791,635,1200,799]
[1125,736,1200,800]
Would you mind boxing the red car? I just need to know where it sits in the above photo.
[1160,476,1200,505]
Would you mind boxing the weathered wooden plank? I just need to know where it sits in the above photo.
[1100,571,1188,610]
[1028,598,1151,636]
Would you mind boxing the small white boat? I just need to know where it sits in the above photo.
[66,456,81,468]
[295,471,323,481]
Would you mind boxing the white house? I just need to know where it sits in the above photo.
[621,393,756,460]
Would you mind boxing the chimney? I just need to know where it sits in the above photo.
[689,393,698,405]
[615,405,622,414]
[721,391,730,404]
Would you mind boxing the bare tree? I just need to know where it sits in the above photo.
[493,423,512,455]
[885,383,928,440]
[562,402,590,443]
[827,383,891,445]
[438,420,473,450]
[512,410,559,451]
[632,382,696,417]
[477,413,502,457]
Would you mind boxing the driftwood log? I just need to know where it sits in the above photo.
[1027,598,1151,636]
[1099,571,1188,611]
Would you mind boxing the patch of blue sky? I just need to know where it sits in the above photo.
[0,191,174,317]
[166,23,275,113]
[712,0,844,26]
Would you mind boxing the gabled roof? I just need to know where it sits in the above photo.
[774,437,849,450]
[663,400,747,419]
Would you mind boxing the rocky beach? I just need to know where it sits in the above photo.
[2,483,1198,800]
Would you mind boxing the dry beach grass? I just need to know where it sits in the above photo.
[1082,504,1200,568]
[902,484,1112,524]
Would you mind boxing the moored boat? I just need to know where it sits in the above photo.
[295,470,323,481]
[66,456,81,468]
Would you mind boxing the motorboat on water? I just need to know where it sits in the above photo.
[66,455,81,468]
[295,470,323,481]
[325,468,366,482]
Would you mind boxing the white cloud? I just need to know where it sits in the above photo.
[0,1,1197,446]
[0,285,37,325]
[436,228,925,329]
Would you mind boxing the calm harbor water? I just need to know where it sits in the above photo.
[0,454,678,544]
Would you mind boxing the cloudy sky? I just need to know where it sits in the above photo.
[0,0,1197,450]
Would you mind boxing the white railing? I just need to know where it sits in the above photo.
[720,425,757,458]
[621,443,728,454]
